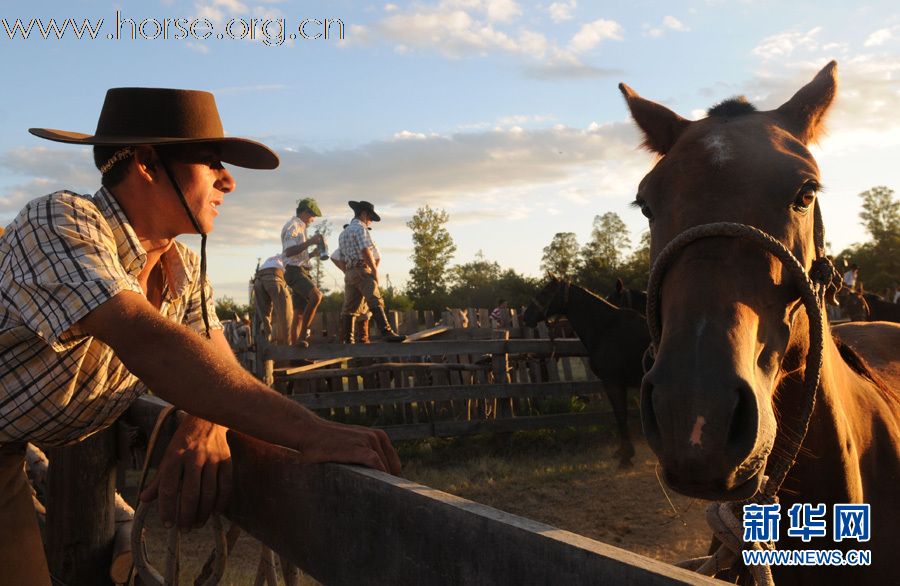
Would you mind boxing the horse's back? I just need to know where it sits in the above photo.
[833,321,900,387]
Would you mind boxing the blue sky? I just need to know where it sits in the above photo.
[2,0,899,302]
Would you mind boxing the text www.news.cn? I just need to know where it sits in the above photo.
[1,10,344,47]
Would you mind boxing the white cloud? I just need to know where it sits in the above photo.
[548,1,577,23]
[347,2,621,79]
[663,16,689,32]
[484,0,522,23]
[568,19,623,53]
[864,27,895,47]
[384,3,399,11]
[751,27,822,60]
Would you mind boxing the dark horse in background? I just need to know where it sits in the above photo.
[863,292,900,322]
[621,61,900,584]
[606,278,647,315]
[523,276,650,467]
[839,289,900,323]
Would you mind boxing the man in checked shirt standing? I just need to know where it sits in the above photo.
[0,88,399,585]
[337,201,406,343]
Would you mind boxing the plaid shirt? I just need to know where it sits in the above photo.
[337,219,374,267]
[280,216,312,269]
[0,188,221,447]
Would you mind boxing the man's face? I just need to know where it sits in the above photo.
[359,211,372,226]
[160,145,235,234]
[299,210,317,225]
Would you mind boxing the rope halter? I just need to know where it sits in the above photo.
[645,209,839,585]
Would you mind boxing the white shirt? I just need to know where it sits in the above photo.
[259,254,284,271]
[843,269,857,288]
[281,216,312,269]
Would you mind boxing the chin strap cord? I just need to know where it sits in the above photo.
[160,159,212,339]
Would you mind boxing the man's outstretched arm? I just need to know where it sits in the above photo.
[78,291,400,475]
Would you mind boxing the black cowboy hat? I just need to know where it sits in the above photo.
[348,200,381,222]
[29,87,279,170]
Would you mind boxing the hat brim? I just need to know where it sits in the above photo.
[348,200,381,222]
[29,128,279,170]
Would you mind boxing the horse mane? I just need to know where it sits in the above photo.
[707,96,757,118]
[833,335,899,404]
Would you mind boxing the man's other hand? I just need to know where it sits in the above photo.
[298,420,401,475]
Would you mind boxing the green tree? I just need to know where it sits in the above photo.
[836,186,900,293]
[581,212,630,270]
[407,205,457,301]
[540,232,581,277]
[215,296,252,321]
[575,212,631,294]
[619,230,651,290]
[859,186,900,244]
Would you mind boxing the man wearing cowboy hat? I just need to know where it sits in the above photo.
[337,201,405,343]
[0,88,399,584]
[281,197,325,347]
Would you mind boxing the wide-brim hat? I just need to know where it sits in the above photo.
[349,200,381,222]
[29,87,279,170]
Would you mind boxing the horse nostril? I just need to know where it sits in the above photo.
[726,382,758,460]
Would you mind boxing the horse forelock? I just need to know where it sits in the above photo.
[707,97,757,118]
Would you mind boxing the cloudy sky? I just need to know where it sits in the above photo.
[2,0,899,301]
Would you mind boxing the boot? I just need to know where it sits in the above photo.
[371,306,406,343]
[340,314,356,344]
[356,316,370,344]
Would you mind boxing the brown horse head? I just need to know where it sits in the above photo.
[621,62,837,500]
[523,275,568,327]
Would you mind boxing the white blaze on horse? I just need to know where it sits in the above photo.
[621,62,900,584]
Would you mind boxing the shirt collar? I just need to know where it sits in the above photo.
[93,187,193,301]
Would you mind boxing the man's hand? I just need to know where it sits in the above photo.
[297,419,401,475]
[140,416,233,530]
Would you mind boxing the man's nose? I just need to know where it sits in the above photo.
[216,167,236,193]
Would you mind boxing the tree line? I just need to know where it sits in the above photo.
[216,185,899,320]
[834,185,899,297]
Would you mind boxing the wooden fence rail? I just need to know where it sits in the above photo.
[254,335,616,441]
[125,396,722,586]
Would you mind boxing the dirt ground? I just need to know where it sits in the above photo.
[400,434,711,564]
[135,431,711,584]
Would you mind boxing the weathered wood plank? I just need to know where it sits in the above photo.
[404,325,452,342]
[290,380,600,409]
[126,399,712,585]
[46,427,117,586]
[226,434,718,586]
[273,357,348,377]
[265,339,588,361]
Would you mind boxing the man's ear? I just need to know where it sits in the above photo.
[133,146,158,181]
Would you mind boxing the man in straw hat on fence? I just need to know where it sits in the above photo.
[337,200,406,343]
[0,88,399,585]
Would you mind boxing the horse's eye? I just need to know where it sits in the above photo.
[792,182,818,212]
[635,199,654,221]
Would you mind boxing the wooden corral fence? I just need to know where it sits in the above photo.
[114,396,720,586]
[43,308,717,584]
[251,304,619,441]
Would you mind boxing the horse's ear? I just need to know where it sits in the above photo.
[619,83,691,155]
[616,278,624,292]
[774,61,837,144]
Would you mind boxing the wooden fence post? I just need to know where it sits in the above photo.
[492,329,513,418]
[46,427,117,586]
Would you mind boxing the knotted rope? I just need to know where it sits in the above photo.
[644,213,840,585]
[130,407,229,586]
